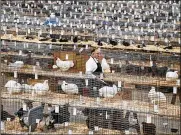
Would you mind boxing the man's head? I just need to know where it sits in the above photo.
[91,48,101,59]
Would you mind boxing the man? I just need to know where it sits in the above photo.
[86,48,110,74]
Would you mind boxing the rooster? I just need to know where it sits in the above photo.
[55,57,74,71]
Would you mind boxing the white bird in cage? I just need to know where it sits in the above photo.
[33,80,49,95]
[98,84,119,98]
[55,57,74,71]
[5,80,22,94]
[148,87,166,104]
[61,81,79,94]
[8,61,24,68]
[166,71,178,81]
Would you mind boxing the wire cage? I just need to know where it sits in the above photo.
[0,0,181,135]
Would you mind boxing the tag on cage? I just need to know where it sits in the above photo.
[19,50,22,55]
[79,48,84,53]
[125,130,130,134]
[28,28,30,34]
[79,71,82,76]
[118,81,122,88]
[146,114,151,123]
[14,41,17,47]
[7,118,11,121]
[14,71,18,78]
[55,106,59,113]
[173,87,177,94]
[35,73,38,79]
[36,119,40,123]
[73,107,77,116]
[49,44,52,49]
[38,44,41,49]
[154,104,159,113]
[85,79,88,86]
[1,121,4,130]
[23,104,27,111]
[23,43,26,48]
[65,54,69,60]
[50,29,53,35]
[64,122,69,126]
[110,58,114,64]
[85,45,89,49]
[88,131,93,134]
[68,130,72,134]
[94,126,99,131]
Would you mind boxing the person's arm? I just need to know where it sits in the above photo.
[86,59,96,73]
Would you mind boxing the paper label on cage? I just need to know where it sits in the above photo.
[33,66,36,72]
[55,106,59,113]
[85,45,89,49]
[73,107,77,116]
[96,97,100,104]
[173,87,177,94]
[74,31,77,35]
[64,122,69,126]
[79,48,84,53]
[118,81,122,87]
[125,130,130,134]
[94,126,99,131]
[23,104,27,111]
[85,79,88,86]
[35,73,38,79]
[14,42,16,47]
[50,29,52,34]
[36,119,40,123]
[27,28,31,34]
[154,105,159,113]
[24,43,26,48]
[14,71,17,78]
[146,114,151,123]
[38,44,40,49]
[68,130,72,134]
[177,79,180,85]
[88,131,93,134]
[110,58,114,64]
[7,118,11,121]
[1,121,4,130]
[16,27,18,33]
[138,36,140,41]
[19,50,22,55]
[65,54,69,60]
[79,71,82,76]
[150,61,153,66]
[49,44,52,49]
[125,35,128,39]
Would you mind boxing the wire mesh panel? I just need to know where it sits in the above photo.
[0,0,181,135]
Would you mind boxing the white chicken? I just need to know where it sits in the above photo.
[148,87,166,104]
[33,80,49,95]
[55,57,74,71]
[8,61,24,68]
[99,85,119,98]
[61,81,79,94]
[5,80,22,94]
[166,71,178,81]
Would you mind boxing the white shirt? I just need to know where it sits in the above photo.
[86,57,110,73]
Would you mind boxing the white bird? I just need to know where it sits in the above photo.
[166,71,178,81]
[5,80,22,94]
[99,84,119,98]
[33,80,49,95]
[55,57,74,71]
[148,87,166,104]
[61,81,79,94]
[8,61,24,68]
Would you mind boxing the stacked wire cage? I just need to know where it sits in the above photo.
[0,0,180,135]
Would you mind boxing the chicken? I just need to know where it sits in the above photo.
[8,61,24,68]
[61,81,79,94]
[33,80,49,95]
[148,87,166,104]
[98,85,118,98]
[55,57,74,71]
[166,71,178,81]
[5,80,22,94]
